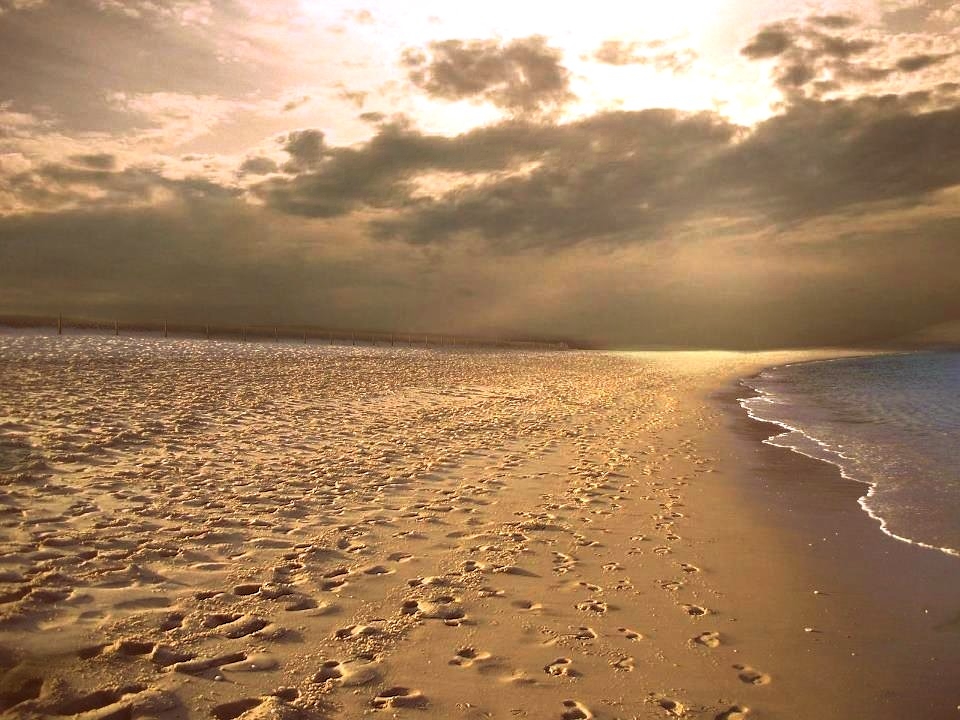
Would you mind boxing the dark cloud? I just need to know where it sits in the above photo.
[740,18,899,99]
[896,52,954,72]
[68,153,116,170]
[371,110,734,249]
[238,156,278,176]
[401,35,574,114]
[741,26,794,58]
[2,160,238,212]
[253,117,563,218]
[2,185,959,349]
[808,14,859,29]
[697,94,960,222]
[251,87,960,258]
[280,129,327,172]
[592,40,696,73]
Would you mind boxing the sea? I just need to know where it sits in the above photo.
[741,351,960,558]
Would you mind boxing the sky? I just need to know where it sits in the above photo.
[1,0,959,348]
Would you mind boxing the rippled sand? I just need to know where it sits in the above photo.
[3,336,944,720]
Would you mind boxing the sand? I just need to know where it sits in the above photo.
[0,337,957,719]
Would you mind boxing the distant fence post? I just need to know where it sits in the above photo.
[303,330,307,344]
[163,321,168,338]
[329,331,333,345]
[242,326,246,342]
[57,314,62,336]
[114,320,119,336]
[205,325,210,339]
[390,333,394,347]
[351,332,355,346]
[274,327,278,342]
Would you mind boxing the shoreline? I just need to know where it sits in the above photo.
[739,356,959,559]
[699,369,960,719]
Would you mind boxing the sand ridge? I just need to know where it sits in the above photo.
[0,337,824,718]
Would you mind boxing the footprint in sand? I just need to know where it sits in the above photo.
[601,562,623,572]
[214,614,271,639]
[449,647,493,668]
[575,600,607,614]
[313,655,381,686]
[512,599,544,612]
[407,575,447,588]
[617,627,642,641]
[656,697,686,717]
[401,595,466,624]
[560,699,593,719]
[221,653,279,673]
[733,665,771,685]
[659,580,683,592]
[576,581,602,593]
[370,687,427,710]
[716,705,750,719]
[544,657,579,677]
[500,670,539,686]
[569,626,597,640]
[211,698,263,720]
[680,563,700,573]
[387,552,414,563]
[359,565,395,577]
[693,631,721,648]
[682,604,708,617]
[334,624,382,641]
[478,586,505,598]
[170,651,246,675]
[611,656,635,671]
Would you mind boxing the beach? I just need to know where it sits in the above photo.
[0,337,957,719]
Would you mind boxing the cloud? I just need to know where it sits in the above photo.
[740,16,959,101]
[808,14,859,29]
[69,153,116,170]
[279,128,327,172]
[592,40,697,73]
[896,52,954,72]
[238,155,278,176]
[741,26,795,58]
[252,117,563,218]
[1,157,238,214]
[401,35,574,114]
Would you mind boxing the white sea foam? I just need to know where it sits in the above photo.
[740,353,960,559]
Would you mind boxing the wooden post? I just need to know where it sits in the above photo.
[163,321,168,338]
[57,314,62,335]
[242,326,246,342]
[390,333,394,347]
[114,320,119,336]
[424,334,428,346]
[303,330,307,344]
[351,332,355,346]
[274,326,278,342]
[329,331,333,345]
[205,325,210,339]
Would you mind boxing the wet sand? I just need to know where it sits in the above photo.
[0,337,956,719]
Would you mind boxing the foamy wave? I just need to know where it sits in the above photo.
[739,368,959,559]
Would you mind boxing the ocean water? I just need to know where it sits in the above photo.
[741,352,960,558]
